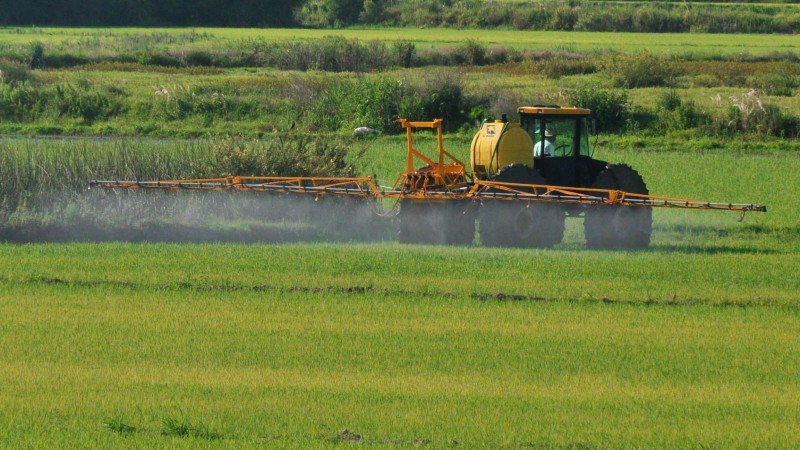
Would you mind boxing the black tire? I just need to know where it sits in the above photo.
[584,164,652,249]
[479,164,565,248]
[398,200,475,245]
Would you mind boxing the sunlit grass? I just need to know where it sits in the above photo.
[0,273,798,448]
[2,27,799,57]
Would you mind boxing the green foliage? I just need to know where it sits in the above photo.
[308,76,404,132]
[295,0,364,28]
[462,38,486,66]
[3,0,799,34]
[103,417,137,434]
[0,81,46,121]
[212,133,358,178]
[52,82,123,123]
[653,91,707,133]
[392,40,416,69]
[715,90,791,137]
[307,73,481,133]
[249,36,397,72]
[746,64,800,97]
[526,55,597,79]
[0,134,361,224]
[27,42,45,69]
[601,51,680,88]
[0,58,33,86]
[161,417,220,440]
[567,87,629,133]
[359,0,387,23]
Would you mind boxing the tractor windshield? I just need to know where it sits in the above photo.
[522,116,591,158]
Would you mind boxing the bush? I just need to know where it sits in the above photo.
[715,90,792,137]
[531,56,597,79]
[140,84,257,124]
[0,81,46,121]
[462,39,487,66]
[567,86,629,133]
[212,133,357,178]
[0,58,34,86]
[656,90,682,112]
[308,76,406,132]
[601,52,680,88]
[51,83,124,123]
[392,40,416,68]
[746,67,799,97]
[654,91,707,133]
[28,42,45,69]
[305,71,482,133]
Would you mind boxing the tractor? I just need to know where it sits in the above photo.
[90,106,765,247]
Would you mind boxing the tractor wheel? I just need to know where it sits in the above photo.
[584,164,652,249]
[398,200,475,245]
[479,164,565,248]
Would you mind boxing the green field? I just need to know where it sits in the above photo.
[1,23,799,449]
[1,136,799,448]
[1,240,799,449]
[3,26,799,56]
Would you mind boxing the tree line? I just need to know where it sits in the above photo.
[0,0,797,33]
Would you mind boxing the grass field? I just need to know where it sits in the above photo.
[3,27,799,57]
[1,134,799,448]
[1,23,799,449]
[1,241,798,448]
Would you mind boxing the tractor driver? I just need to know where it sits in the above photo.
[534,127,556,157]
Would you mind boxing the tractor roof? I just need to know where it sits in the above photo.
[518,106,591,116]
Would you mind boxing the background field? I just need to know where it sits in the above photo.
[3,27,799,55]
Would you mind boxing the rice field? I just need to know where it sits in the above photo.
[1,24,799,449]
[0,239,798,448]
[0,132,798,448]
[2,27,799,57]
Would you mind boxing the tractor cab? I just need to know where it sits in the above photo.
[518,106,607,187]
[470,105,607,187]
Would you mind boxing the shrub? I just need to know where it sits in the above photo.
[746,67,799,97]
[656,90,682,112]
[308,76,406,133]
[392,40,416,68]
[140,84,257,124]
[714,90,791,137]
[212,133,357,178]
[462,39,487,66]
[601,51,680,88]
[654,92,707,133]
[416,70,479,131]
[51,83,124,123]
[0,58,34,86]
[566,86,629,133]
[534,56,597,79]
[0,82,46,121]
[28,42,45,69]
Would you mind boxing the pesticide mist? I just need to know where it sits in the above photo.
[0,188,393,244]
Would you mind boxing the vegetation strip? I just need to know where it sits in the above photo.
[9,275,793,310]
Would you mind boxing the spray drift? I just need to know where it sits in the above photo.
[89,112,766,248]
